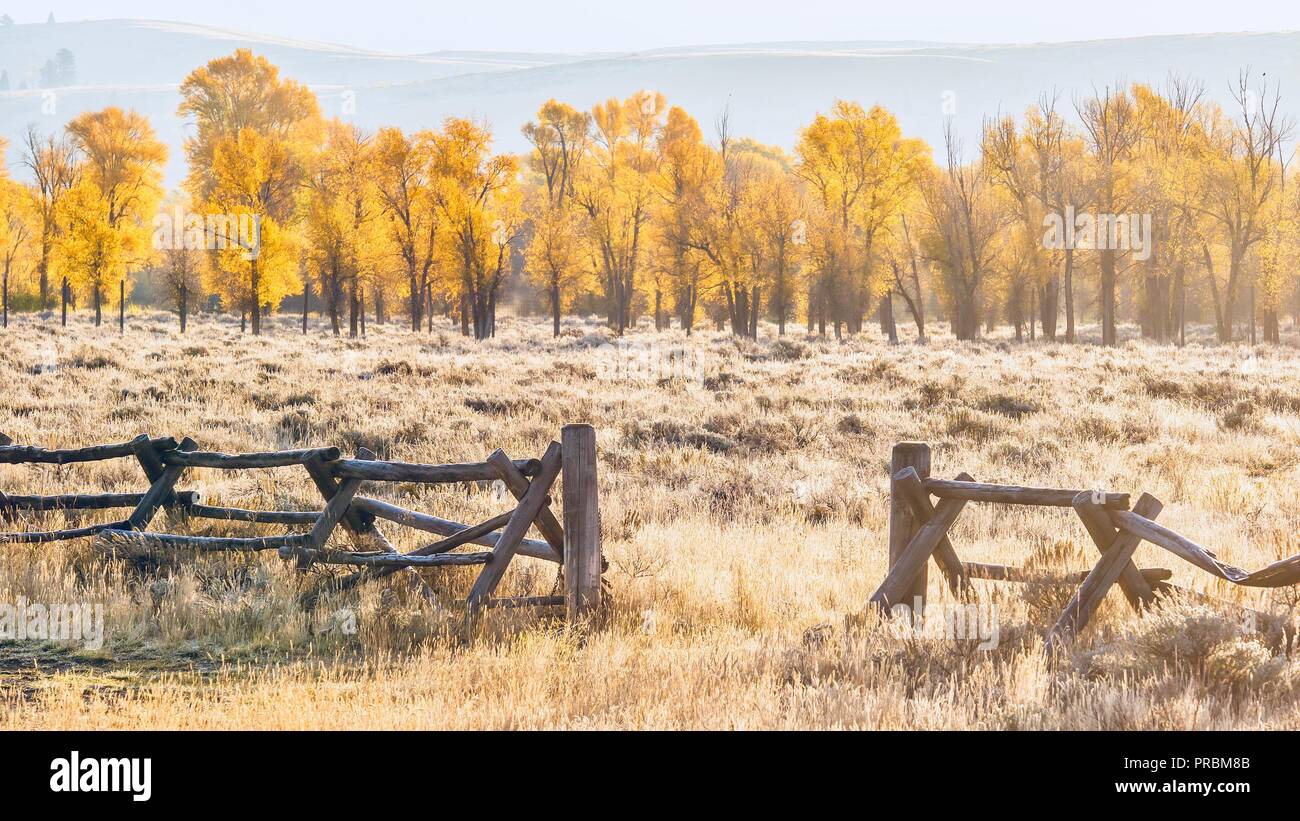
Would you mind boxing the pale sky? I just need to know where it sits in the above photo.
[19,0,1300,53]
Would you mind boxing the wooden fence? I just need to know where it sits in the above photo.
[872,441,1300,653]
[0,425,603,623]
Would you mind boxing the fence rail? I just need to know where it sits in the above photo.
[0,425,603,623]
[873,441,1299,654]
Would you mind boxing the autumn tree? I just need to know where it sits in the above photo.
[742,150,807,335]
[574,90,665,334]
[1195,72,1293,342]
[21,126,78,312]
[61,107,166,326]
[178,50,320,333]
[431,118,521,340]
[0,138,33,327]
[523,100,592,335]
[305,120,384,336]
[653,104,715,333]
[1076,85,1142,345]
[156,194,205,332]
[372,126,441,331]
[919,122,1004,340]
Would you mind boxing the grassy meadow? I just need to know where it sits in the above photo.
[2,309,1299,729]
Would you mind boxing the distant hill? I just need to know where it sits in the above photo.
[3,19,1300,185]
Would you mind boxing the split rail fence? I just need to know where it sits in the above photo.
[871,441,1300,653]
[0,425,603,622]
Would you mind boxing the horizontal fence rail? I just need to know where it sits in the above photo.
[0,425,604,624]
[874,441,1299,655]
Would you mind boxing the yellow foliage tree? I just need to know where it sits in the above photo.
[179,50,320,334]
[430,118,521,340]
[61,107,166,326]
[0,138,35,326]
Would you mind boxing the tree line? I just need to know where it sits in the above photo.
[0,49,1296,344]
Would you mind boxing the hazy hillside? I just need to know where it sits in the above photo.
[3,19,1299,185]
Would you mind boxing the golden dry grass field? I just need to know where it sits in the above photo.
[2,309,1300,729]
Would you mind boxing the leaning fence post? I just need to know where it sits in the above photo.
[889,442,931,609]
[562,423,602,623]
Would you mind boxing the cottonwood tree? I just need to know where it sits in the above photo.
[371,126,441,331]
[574,90,665,334]
[431,117,521,340]
[156,194,205,332]
[1076,85,1141,346]
[522,100,593,336]
[178,49,320,334]
[919,122,1004,340]
[0,140,33,327]
[1194,71,1293,342]
[743,149,807,336]
[61,107,166,326]
[305,120,384,336]
[22,126,78,312]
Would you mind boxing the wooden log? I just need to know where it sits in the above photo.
[0,491,200,512]
[1074,494,1156,611]
[894,467,969,594]
[126,437,197,530]
[331,457,541,484]
[308,473,363,550]
[180,504,320,525]
[303,451,379,543]
[492,449,565,558]
[131,433,167,482]
[562,424,603,623]
[1046,492,1163,653]
[279,547,492,568]
[466,442,563,611]
[925,478,1130,510]
[159,447,341,469]
[962,562,1172,586]
[306,511,519,602]
[351,497,560,563]
[100,530,312,552]
[484,595,566,609]
[873,467,968,610]
[0,521,129,543]
[131,433,180,510]
[0,436,178,465]
[889,443,931,607]
[1107,509,1266,584]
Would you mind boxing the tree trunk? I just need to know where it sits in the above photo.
[1040,273,1058,341]
[250,261,262,336]
[409,274,420,331]
[1099,248,1116,345]
[2,267,8,328]
[348,279,359,338]
[181,283,188,334]
[1063,249,1075,343]
[879,291,898,344]
[61,277,68,327]
[118,279,125,333]
[360,288,367,337]
[94,284,101,327]
[552,279,561,337]
[750,285,759,339]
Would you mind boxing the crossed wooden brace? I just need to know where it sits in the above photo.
[94,436,566,612]
[870,467,1160,652]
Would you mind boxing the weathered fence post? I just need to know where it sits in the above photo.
[562,423,602,623]
[889,442,931,609]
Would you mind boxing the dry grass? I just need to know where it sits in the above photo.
[2,309,1300,729]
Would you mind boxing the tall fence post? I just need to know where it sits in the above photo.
[562,423,602,623]
[889,442,931,610]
